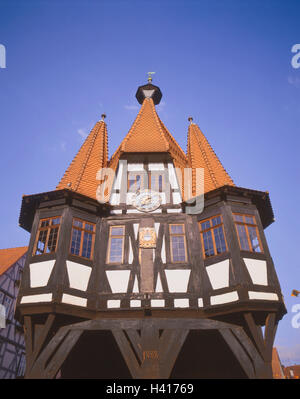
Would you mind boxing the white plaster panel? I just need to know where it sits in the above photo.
[106,270,130,293]
[113,161,124,190]
[160,193,166,205]
[128,163,145,171]
[130,300,141,307]
[111,209,122,215]
[151,299,165,307]
[206,259,230,290]
[20,294,52,304]
[133,224,139,240]
[168,163,179,189]
[243,258,268,286]
[154,223,160,236]
[66,261,92,291]
[167,208,182,213]
[165,269,191,293]
[129,238,134,264]
[172,192,182,204]
[155,273,163,293]
[210,291,239,305]
[174,298,189,308]
[62,294,87,307]
[29,260,55,288]
[126,192,135,205]
[248,291,279,301]
[198,298,204,307]
[161,236,166,263]
[107,300,121,309]
[148,163,165,171]
[133,275,139,293]
[110,193,120,205]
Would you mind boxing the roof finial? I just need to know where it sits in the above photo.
[188,116,193,124]
[101,113,106,121]
[147,72,155,83]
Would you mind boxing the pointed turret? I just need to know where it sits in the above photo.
[109,83,187,173]
[56,115,108,199]
[187,118,234,195]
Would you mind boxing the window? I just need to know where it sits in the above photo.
[128,171,164,192]
[128,173,142,192]
[34,217,61,255]
[199,215,227,258]
[169,224,187,263]
[107,226,125,264]
[70,219,95,259]
[233,213,262,253]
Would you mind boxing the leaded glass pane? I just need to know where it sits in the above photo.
[202,230,215,257]
[212,216,221,226]
[171,235,186,262]
[233,214,243,222]
[109,237,123,263]
[214,226,226,254]
[170,225,184,234]
[47,227,59,253]
[73,220,83,228]
[248,226,261,252]
[245,216,254,224]
[85,223,94,232]
[200,220,211,231]
[236,224,250,251]
[36,230,48,254]
[70,229,82,256]
[111,226,124,236]
[82,232,93,258]
[51,217,61,225]
[41,219,50,228]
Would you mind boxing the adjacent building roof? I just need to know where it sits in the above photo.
[0,246,28,276]
[187,122,234,195]
[56,120,108,199]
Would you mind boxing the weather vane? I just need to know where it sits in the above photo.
[147,72,155,82]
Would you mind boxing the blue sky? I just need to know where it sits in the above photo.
[0,0,299,366]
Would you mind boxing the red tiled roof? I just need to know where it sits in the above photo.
[109,98,187,167]
[0,246,28,276]
[187,122,234,195]
[56,120,108,199]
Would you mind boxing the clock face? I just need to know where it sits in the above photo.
[133,189,161,212]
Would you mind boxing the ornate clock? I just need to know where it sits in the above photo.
[133,189,161,213]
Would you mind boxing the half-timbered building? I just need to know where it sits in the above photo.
[0,246,27,378]
[16,78,286,379]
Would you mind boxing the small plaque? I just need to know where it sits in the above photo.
[139,227,156,248]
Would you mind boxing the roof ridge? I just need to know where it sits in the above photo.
[74,121,105,191]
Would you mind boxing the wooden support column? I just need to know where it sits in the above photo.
[139,218,155,293]
[140,322,160,378]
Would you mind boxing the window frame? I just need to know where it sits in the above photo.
[169,223,187,263]
[69,218,96,260]
[199,215,227,259]
[33,216,61,256]
[233,213,263,253]
[106,225,125,264]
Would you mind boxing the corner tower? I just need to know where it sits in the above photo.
[16,78,286,379]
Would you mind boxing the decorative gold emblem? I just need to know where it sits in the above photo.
[139,227,156,248]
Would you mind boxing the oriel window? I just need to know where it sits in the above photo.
[169,224,187,263]
[34,217,61,255]
[199,215,227,258]
[107,226,125,264]
[70,219,95,259]
[233,213,262,253]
